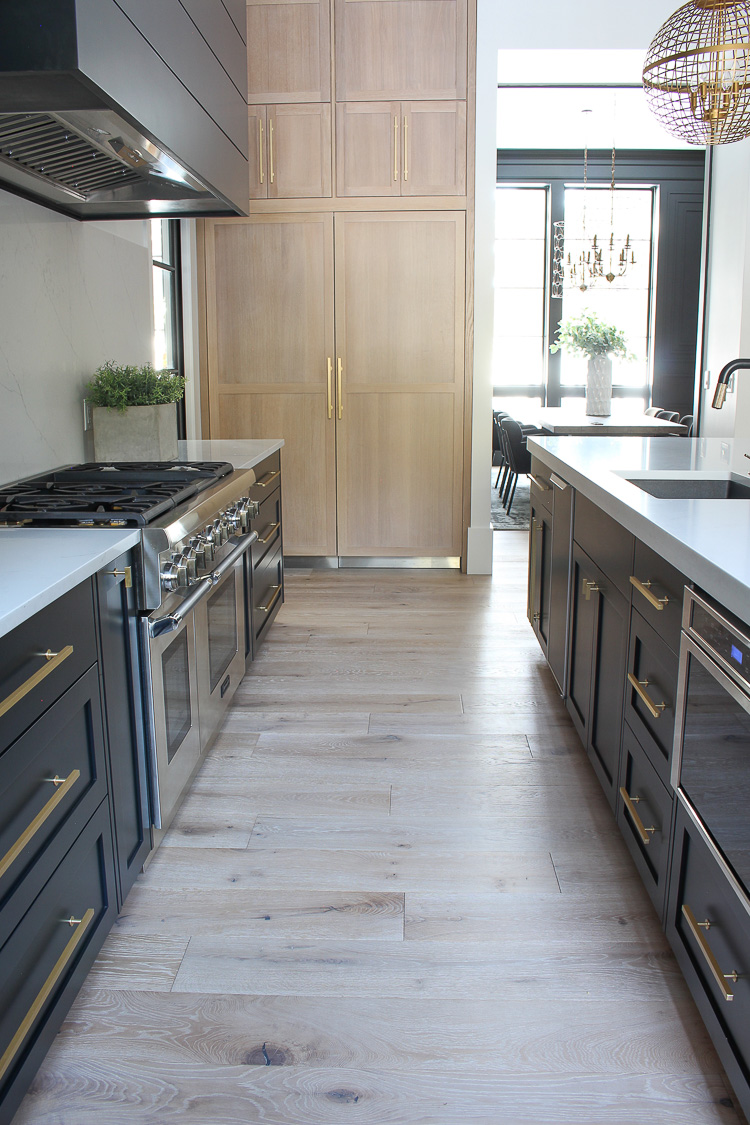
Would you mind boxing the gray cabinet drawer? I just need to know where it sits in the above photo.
[625,607,678,790]
[251,488,282,567]
[252,544,283,647]
[247,452,281,505]
[0,582,97,755]
[666,800,750,1120]
[617,724,674,918]
[630,540,686,653]
[574,493,634,598]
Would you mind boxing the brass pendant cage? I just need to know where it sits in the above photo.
[643,0,750,145]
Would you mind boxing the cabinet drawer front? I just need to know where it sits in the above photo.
[574,493,634,598]
[667,801,750,1118]
[0,802,116,1119]
[252,545,283,646]
[247,452,281,505]
[0,667,107,924]
[529,457,553,513]
[630,540,686,652]
[251,489,282,567]
[625,608,678,789]
[0,582,97,754]
[618,724,674,918]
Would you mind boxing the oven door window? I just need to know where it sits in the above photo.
[207,576,238,692]
[681,649,750,899]
[162,629,192,763]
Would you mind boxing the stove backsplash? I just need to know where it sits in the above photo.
[0,187,152,487]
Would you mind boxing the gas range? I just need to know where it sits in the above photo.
[0,461,263,612]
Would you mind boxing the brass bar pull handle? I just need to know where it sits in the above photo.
[403,115,408,181]
[258,118,264,185]
[630,575,669,611]
[0,645,74,719]
[257,522,280,545]
[327,357,333,420]
[394,115,399,181]
[550,473,568,490]
[529,474,551,492]
[337,358,343,419]
[258,585,282,614]
[0,906,95,1083]
[627,672,667,719]
[256,470,281,489]
[105,566,132,588]
[269,118,275,184]
[583,580,600,601]
[619,786,656,846]
[0,770,81,881]
[682,904,739,1002]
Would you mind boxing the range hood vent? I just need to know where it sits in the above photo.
[0,0,249,220]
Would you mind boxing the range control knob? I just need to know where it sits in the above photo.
[183,547,198,581]
[213,518,229,545]
[172,553,190,586]
[189,537,209,569]
[224,507,242,534]
[160,561,179,592]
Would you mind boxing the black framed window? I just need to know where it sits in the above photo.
[151,218,186,440]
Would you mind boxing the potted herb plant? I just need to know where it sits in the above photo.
[550,311,631,417]
[84,361,186,461]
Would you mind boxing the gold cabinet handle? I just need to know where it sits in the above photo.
[257,522,280,545]
[0,645,74,719]
[403,115,408,181]
[627,672,667,719]
[630,575,669,611]
[269,117,275,184]
[583,579,600,601]
[682,904,740,1002]
[619,786,656,846]
[256,470,280,489]
[550,473,568,490]
[0,906,95,1083]
[104,565,132,588]
[327,357,333,420]
[393,115,399,181]
[529,474,551,491]
[0,769,81,881]
[337,358,343,419]
[258,584,282,614]
[258,118,264,185]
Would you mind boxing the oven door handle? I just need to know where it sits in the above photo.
[148,533,257,638]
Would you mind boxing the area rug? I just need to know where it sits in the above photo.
[491,472,530,531]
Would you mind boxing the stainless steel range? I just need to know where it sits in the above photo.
[0,460,265,831]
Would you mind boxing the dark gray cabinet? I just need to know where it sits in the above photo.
[243,451,284,664]
[528,458,572,694]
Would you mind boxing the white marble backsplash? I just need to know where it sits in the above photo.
[0,189,152,485]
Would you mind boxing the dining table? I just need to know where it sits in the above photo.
[517,405,687,436]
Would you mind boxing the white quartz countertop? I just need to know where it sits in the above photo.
[178,438,283,469]
[527,434,750,621]
[0,528,141,638]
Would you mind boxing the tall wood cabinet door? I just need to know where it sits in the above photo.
[204,214,337,556]
[335,0,467,101]
[248,106,268,199]
[247,0,331,103]
[268,103,332,198]
[334,212,465,557]
[402,101,466,196]
[336,102,401,196]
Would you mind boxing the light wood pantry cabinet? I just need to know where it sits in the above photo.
[334,0,467,101]
[249,104,332,199]
[203,210,466,559]
[336,101,466,197]
[246,0,331,104]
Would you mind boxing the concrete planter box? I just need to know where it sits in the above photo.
[92,402,178,462]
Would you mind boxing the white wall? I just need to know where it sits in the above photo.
[0,189,152,486]
[467,0,696,574]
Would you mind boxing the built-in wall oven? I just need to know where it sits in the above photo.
[673,586,750,911]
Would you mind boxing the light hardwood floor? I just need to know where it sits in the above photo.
[15,533,749,1125]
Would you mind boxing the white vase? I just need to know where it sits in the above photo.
[586,355,612,417]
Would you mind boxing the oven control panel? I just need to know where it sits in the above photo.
[159,497,260,592]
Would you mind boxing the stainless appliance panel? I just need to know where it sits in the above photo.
[195,558,246,754]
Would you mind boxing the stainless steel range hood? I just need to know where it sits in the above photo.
[0,0,249,219]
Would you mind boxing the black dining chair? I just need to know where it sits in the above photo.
[500,417,531,515]
[655,410,680,422]
[492,411,510,490]
[679,414,694,436]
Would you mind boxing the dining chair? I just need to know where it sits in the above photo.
[500,417,531,515]
[679,414,694,436]
[644,407,662,416]
[655,410,680,422]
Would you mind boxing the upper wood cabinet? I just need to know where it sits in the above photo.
[249,104,332,199]
[334,0,467,101]
[247,0,331,103]
[336,101,466,196]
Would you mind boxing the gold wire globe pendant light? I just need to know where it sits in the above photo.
[643,0,750,144]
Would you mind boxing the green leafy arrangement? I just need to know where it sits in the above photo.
[550,311,631,360]
[85,361,185,413]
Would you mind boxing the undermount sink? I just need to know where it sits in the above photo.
[626,476,750,499]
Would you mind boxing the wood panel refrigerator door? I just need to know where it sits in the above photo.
[267,103,332,199]
[204,214,336,556]
[334,212,465,557]
[401,102,466,197]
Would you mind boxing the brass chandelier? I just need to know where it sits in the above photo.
[643,0,750,145]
